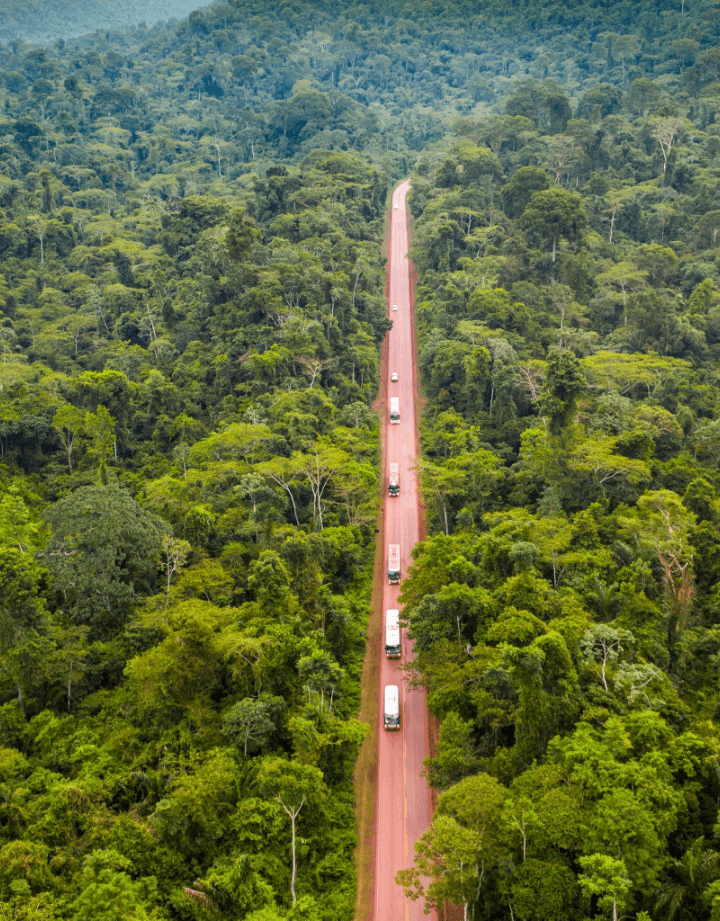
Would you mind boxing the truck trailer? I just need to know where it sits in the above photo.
[384,684,400,730]
[388,544,401,584]
[385,609,401,658]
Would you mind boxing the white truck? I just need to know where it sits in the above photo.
[385,609,401,659]
[388,544,401,584]
[390,397,400,424]
[384,684,400,730]
[388,462,399,497]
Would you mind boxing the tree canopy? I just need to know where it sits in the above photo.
[6,0,720,919]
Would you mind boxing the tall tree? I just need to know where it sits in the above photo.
[258,758,325,904]
[520,188,587,262]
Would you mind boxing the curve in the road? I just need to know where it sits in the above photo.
[373,180,434,921]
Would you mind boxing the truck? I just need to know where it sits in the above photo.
[385,609,401,659]
[388,462,399,497]
[390,397,400,424]
[388,544,401,584]
[384,684,400,730]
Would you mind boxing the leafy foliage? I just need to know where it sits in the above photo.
[0,9,390,918]
[9,0,720,919]
[392,2,720,918]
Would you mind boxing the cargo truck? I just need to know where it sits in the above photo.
[384,684,400,730]
[385,609,401,658]
[390,397,400,424]
[388,544,401,584]
[388,462,399,497]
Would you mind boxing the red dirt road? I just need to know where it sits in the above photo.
[373,180,434,921]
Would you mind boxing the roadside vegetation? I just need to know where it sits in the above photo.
[398,3,720,920]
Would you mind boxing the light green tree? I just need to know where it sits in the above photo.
[397,773,508,920]
[579,854,631,921]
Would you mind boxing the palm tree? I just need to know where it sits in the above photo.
[653,838,720,920]
[588,578,622,622]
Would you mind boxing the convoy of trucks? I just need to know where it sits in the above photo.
[385,292,403,730]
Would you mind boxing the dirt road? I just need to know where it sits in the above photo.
[373,180,434,921]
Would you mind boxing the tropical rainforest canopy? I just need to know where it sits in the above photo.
[4,0,720,919]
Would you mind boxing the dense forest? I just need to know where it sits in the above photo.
[0,3,394,918]
[5,0,720,919]
[395,2,720,920]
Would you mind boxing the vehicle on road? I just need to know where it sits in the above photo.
[394,204,398,210]
[388,462,399,496]
[388,543,401,583]
[391,371,398,382]
[384,684,400,729]
[390,397,400,424]
[385,609,401,658]
[392,304,398,311]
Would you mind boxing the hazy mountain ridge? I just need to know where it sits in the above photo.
[0,0,214,45]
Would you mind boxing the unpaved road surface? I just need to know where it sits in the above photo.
[373,180,434,921]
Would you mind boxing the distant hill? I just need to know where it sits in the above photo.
[0,0,215,45]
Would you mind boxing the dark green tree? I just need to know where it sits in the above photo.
[43,486,169,638]
[520,188,587,262]
[539,349,587,436]
[502,166,550,220]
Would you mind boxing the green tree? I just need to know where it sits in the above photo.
[653,838,720,921]
[223,695,285,756]
[83,405,116,482]
[257,758,325,904]
[53,404,85,475]
[226,206,261,261]
[540,349,586,436]
[160,535,191,607]
[579,854,631,921]
[520,188,587,262]
[397,773,508,919]
[43,486,169,638]
[148,750,238,862]
[510,858,581,921]
[0,485,43,554]
[247,551,293,611]
[426,712,480,790]
[72,850,158,921]
[0,548,50,709]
